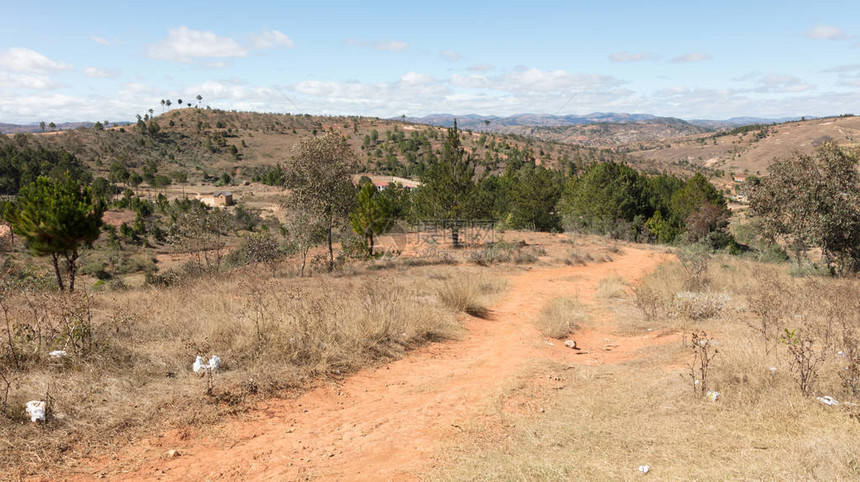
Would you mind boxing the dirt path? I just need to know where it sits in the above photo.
[88,247,671,481]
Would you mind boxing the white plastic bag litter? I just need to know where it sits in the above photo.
[48,350,67,358]
[817,396,839,406]
[638,465,650,474]
[25,400,46,422]
[706,391,721,402]
[193,355,222,374]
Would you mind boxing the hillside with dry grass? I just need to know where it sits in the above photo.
[494,117,708,147]
[3,108,655,185]
[624,115,860,180]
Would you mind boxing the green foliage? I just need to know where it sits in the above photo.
[0,141,90,195]
[505,163,563,231]
[350,182,395,256]
[669,173,727,222]
[251,163,287,186]
[414,123,477,245]
[558,162,650,232]
[750,142,860,274]
[4,176,105,291]
[558,162,731,245]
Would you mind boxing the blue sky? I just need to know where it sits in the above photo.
[1,0,859,123]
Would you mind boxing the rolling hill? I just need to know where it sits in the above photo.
[622,115,860,179]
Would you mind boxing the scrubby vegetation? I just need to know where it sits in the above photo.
[1,103,858,478]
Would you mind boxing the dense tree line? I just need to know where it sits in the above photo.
[348,123,734,252]
[0,138,90,195]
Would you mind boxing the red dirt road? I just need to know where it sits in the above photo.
[88,247,672,481]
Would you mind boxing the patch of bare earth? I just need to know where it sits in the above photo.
[79,247,671,481]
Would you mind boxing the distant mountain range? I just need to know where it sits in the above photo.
[0,121,133,134]
[400,113,811,131]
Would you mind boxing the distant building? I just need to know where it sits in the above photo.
[353,174,421,191]
[212,191,234,206]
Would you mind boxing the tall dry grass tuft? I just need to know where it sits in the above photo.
[435,271,506,319]
[596,275,628,299]
[536,297,588,338]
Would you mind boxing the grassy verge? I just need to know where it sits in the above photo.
[0,264,502,478]
[432,253,860,480]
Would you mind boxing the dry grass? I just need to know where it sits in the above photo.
[0,263,487,478]
[435,271,507,319]
[596,275,628,299]
[431,254,860,480]
[536,297,589,338]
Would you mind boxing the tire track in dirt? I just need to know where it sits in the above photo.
[86,247,672,481]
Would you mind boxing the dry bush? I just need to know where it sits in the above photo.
[536,297,588,338]
[562,249,593,266]
[670,291,730,320]
[596,275,628,299]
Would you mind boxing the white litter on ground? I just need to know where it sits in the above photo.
[706,391,721,402]
[817,396,839,406]
[25,400,46,422]
[638,464,651,474]
[48,350,67,358]
[193,355,222,374]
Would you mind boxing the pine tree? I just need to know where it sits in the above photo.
[350,182,394,256]
[414,121,477,246]
[4,176,105,291]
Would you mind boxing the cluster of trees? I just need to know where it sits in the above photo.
[13,121,855,293]
[342,122,732,253]
[559,164,731,247]
[0,139,90,195]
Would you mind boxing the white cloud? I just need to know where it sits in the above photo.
[0,72,59,89]
[250,29,294,49]
[806,24,849,40]
[495,68,622,93]
[399,71,435,85]
[84,67,119,78]
[819,63,860,73]
[90,35,111,46]
[0,48,72,73]
[373,40,409,52]
[755,74,815,93]
[670,52,711,63]
[347,39,409,52]
[440,50,462,62]
[609,51,658,62]
[147,26,248,62]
